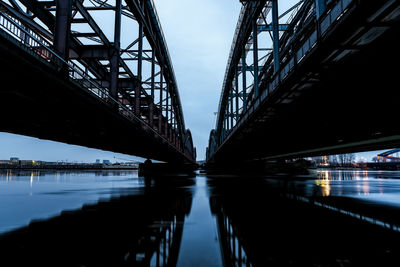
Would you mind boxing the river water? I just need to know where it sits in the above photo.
[1,169,400,266]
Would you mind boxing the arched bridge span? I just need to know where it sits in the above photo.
[207,0,400,165]
[0,0,196,163]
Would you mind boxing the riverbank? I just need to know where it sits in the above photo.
[318,161,400,170]
[0,163,138,170]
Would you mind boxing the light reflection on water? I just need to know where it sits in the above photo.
[1,169,400,266]
[279,169,400,207]
[0,169,144,233]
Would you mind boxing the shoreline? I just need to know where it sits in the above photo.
[0,165,138,170]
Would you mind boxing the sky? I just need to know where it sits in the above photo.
[0,0,389,162]
[154,0,242,159]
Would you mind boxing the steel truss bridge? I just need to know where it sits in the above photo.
[377,148,400,163]
[0,0,195,163]
[207,0,400,165]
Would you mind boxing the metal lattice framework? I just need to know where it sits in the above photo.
[207,0,313,161]
[377,149,400,163]
[206,0,373,162]
[0,0,196,162]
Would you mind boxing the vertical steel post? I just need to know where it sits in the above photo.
[54,0,72,64]
[223,115,227,138]
[169,97,173,140]
[159,69,163,133]
[272,0,280,73]
[242,49,247,113]
[165,86,169,138]
[252,19,259,98]
[110,0,121,99]
[149,48,155,127]
[235,70,239,121]
[315,0,326,19]
[21,9,32,45]
[230,86,234,129]
[136,0,144,115]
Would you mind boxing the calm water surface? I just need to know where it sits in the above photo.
[1,169,400,266]
[0,169,144,233]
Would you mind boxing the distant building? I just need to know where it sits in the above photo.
[10,157,19,162]
[95,159,101,164]
[103,159,111,165]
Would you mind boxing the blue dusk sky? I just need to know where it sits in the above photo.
[0,0,388,162]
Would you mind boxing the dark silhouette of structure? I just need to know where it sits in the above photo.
[207,0,400,166]
[377,148,400,163]
[0,0,195,164]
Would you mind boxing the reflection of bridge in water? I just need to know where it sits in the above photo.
[208,175,400,266]
[0,176,194,266]
[210,197,252,267]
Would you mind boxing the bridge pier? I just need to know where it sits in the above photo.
[138,160,197,177]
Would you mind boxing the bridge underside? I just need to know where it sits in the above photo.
[0,32,187,163]
[211,4,400,164]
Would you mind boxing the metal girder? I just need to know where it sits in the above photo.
[271,0,280,72]
[207,0,315,162]
[54,0,72,63]
[76,78,138,88]
[215,0,266,142]
[69,45,109,59]
[315,0,326,19]
[0,0,195,162]
[258,24,289,31]
[208,0,400,164]
[73,0,110,45]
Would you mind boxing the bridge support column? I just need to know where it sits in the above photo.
[315,0,326,19]
[272,0,280,73]
[158,110,163,134]
[149,48,155,127]
[235,70,239,121]
[136,0,144,115]
[242,49,247,112]
[54,0,72,68]
[230,86,234,129]
[110,0,122,99]
[165,89,169,139]
[158,70,163,133]
[252,19,259,98]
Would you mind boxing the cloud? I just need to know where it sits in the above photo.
[154,0,241,159]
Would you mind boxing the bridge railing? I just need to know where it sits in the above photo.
[0,10,120,106]
[0,11,52,61]
[266,0,353,94]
